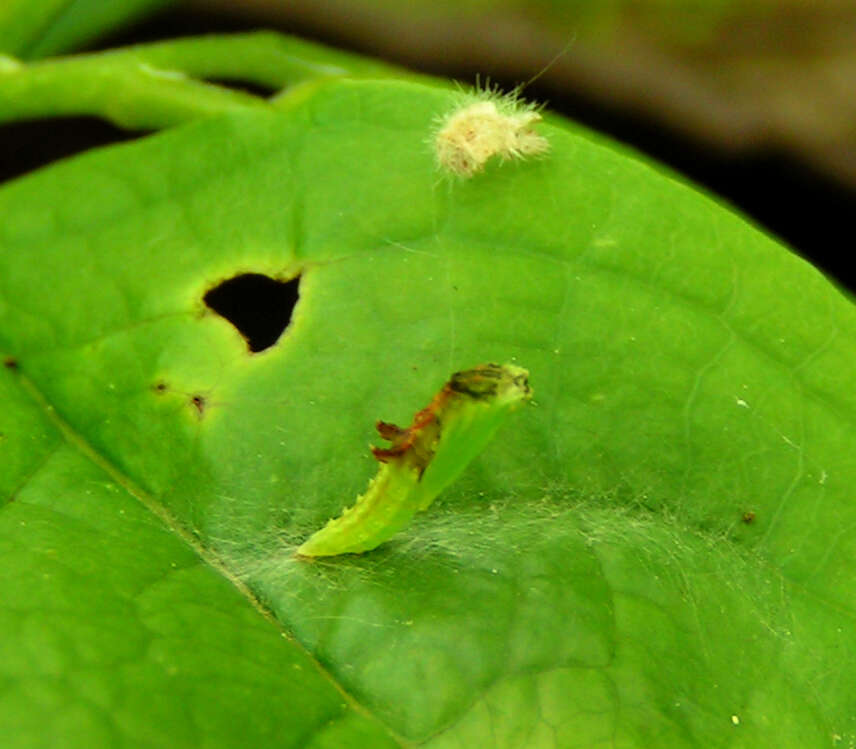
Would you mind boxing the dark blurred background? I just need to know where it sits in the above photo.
[2,0,854,295]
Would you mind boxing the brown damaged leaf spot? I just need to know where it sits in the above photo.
[3,357,19,370]
[191,394,206,416]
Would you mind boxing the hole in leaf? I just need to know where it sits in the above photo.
[203,273,300,352]
[191,394,206,415]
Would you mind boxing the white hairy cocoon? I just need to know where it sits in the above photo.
[433,91,550,178]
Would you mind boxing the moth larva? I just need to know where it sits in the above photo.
[433,88,550,178]
[297,363,532,557]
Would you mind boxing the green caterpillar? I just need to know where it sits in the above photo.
[297,363,532,557]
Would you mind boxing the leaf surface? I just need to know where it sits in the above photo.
[2,77,855,747]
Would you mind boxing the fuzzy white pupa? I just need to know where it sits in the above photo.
[433,88,550,178]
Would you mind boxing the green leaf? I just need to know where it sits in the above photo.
[0,370,399,746]
[2,71,855,747]
[0,0,173,60]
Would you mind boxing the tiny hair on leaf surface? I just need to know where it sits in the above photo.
[297,363,532,557]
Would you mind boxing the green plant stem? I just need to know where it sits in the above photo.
[126,32,398,89]
[0,52,265,129]
[0,32,401,130]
